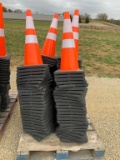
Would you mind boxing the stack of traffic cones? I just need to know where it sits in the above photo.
[0,3,10,111]
[57,9,82,69]
[53,12,88,143]
[41,13,58,76]
[17,10,56,141]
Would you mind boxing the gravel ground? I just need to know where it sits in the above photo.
[0,71,120,160]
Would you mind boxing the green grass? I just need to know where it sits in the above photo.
[4,20,120,78]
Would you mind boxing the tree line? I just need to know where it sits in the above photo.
[70,13,120,25]
[70,13,108,24]
[70,13,90,23]
[3,6,23,13]
[2,6,120,25]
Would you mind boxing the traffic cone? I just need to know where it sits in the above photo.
[72,9,79,59]
[60,12,79,71]
[24,9,43,66]
[41,13,58,58]
[0,2,7,57]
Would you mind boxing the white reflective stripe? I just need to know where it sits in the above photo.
[62,39,75,48]
[50,18,58,28]
[0,29,4,37]
[73,32,78,40]
[25,35,38,43]
[47,32,56,41]
[63,19,72,33]
[72,15,79,27]
[26,16,35,29]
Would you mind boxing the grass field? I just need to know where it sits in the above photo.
[4,20,120,78]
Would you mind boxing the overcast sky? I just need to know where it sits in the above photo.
[1,0,120,19]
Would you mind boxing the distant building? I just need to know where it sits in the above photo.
[3,12,64,21]
[14,9,23,13]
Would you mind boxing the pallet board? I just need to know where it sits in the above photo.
[17,117,105,160]
[0,93,18,139]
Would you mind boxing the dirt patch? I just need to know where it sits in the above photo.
[80,21,120,31]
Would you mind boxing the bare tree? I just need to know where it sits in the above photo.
[8,9,13,12]
[97,13,108,21]
[70,14,73,22]
[3,6,7,12]
[79,16,81,23]
[85,16,90,23]
[84,13,90,19]
[84,13,90,23]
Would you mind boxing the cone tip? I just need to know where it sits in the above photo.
[54,13,58,19]
[0,2,2,6]
[74,9,79,15]
[64,11,70,19]
[26,9,32,16]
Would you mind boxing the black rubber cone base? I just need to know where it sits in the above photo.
[0,94,10,111]
[54,69,88,143]
[0,95,1,111]
[0,55,10,71]
[17,64,57,141]
[0,54,10,60]
[0,54,11,112]
[42,55,58,77]
[42,55,57,66]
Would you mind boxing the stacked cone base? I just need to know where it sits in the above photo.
[42,55,57,77]
[17,64,57,141]
[0,54,11,111]
[54,70,88,143]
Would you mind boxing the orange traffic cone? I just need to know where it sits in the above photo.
[41,13,58,58]
[72,9,79,59]
[24,9,43,66]
[60,12,79,71]
[0,2,7,57]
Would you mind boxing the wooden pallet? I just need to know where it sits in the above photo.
[17,117,105,160]
[0,93,18,139]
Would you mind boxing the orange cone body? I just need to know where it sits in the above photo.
[72,9,79,59]
[60,12,79,71]
[0,3,7,57]
[24,10,43,66]
[41,13,58,58]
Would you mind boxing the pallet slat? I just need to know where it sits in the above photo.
[17,131,100,152]
[17,117,105,160]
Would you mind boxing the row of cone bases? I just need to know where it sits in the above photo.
[0,2,88,143]
[17,64,88,143]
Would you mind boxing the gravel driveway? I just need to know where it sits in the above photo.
[0,71,120,160]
